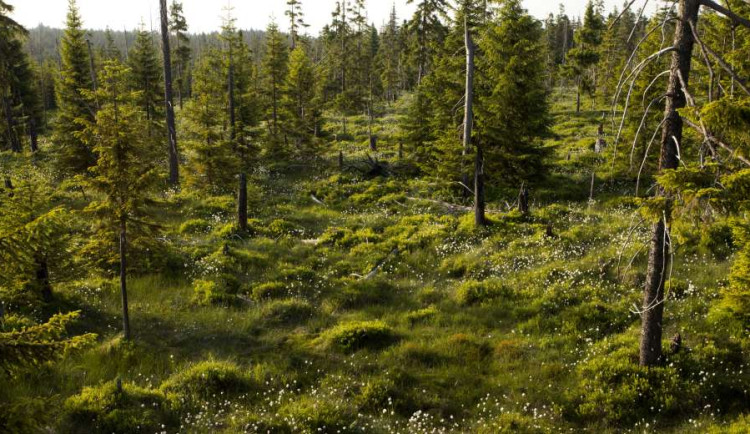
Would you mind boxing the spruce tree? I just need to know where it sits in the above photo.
[283,47,319,157]
[52,0,96,174]
[169,0,191,108]
[285,0,309,50]
[128,25,164,137]
[184,50,237,193]
[476,0,550,184]
[80,60,160,340]
[262,21,289,158]
[406,0,449,84]
[564,0,605,112]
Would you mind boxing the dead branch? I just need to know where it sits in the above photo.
[699,0,750,29]
[689,21,750,96]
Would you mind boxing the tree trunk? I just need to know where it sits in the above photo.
[463,19,477,210]
[238,172,248,231]
[576,78,581,114]
[35,257,52,302]
[474,145,486,226]
[398,142,403,159]
[120,217,131,341]
[519,183,529,214]
[86,39,98,92]
[2,95,21,153]
[639,0,700,367]
[338,150,344,169]
[369,135,377,152]
[29,117,39,152]
[160,0,180,187]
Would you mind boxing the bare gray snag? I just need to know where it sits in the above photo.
[463,19,484,227]
[160,0,180,187]
[639,0,699,367]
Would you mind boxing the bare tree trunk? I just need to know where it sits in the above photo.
[398,142,403,160]
[464,19,478,209]
[474,144,486,226]
[640,0,699,367]
[86,39,98,92]
[120,217,131,341]
[2,95,22,153]
[338,150,344,169]
[160,0,180,187]
[519,183,529,214]
[29,118,39,152]
[238,173,247,231]
[576,77,581,113]
[35,257,52,302]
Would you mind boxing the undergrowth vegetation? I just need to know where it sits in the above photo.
[2,91,749,433]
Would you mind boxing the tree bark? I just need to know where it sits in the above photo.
[120,217,131,341]
[2,95,21,153]
[519,183,529,214]
[238,172,247,231]
[464,19,477,209]
[474,144,486,226]
[639,0,700,367]
[160,0,180,187]
[35,257,52,302]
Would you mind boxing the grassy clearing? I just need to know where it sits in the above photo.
[6,90,748,433]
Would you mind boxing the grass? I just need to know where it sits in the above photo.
[3,89,749,433]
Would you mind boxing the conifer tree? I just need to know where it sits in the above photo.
[184,50,237,193]
[169,0,191,108]
[52,0,96,174]
[286,0,309,50]
[128,25,164,137]
[283,47,319,156]
[80,60,160,340]
[406,0,449,84]
[565,0,605,112]
[378,5,402,102]
[101,28,122,61]
[262,21,289,157]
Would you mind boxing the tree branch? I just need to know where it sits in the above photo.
[699,0,750,29]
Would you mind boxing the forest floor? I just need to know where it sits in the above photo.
[12,90,749,433]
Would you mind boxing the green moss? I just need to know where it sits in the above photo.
[61,381,176,434]
[160,360,256,405]
[320,320,397,352]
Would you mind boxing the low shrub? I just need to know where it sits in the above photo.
[251,281,288,301]
[320,320,397,352]
[405,306,438,326]
[178,218,212,234]
[455,280,509,306]
[160,360,256,406]
[278,395,357,433]
[260,299,314,326]
[333,279,395,309]
[61,381,176,434]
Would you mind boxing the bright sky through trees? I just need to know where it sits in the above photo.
[11,0,639,33]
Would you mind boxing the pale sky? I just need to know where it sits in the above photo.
[9,0,638,34]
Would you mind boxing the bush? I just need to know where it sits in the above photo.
[160,360,256,406]
[455,280,509,306]
[405,306,438,326]
[192,279,238,306]
[700,222,735,260]
[251,281,288,301]
[475,411,551,433]
[278,395,357,433]
[320,320,397,352]
[178,218,212,234]
[333,279,395,309]
[260,299,314,326]
[61,381,176,434]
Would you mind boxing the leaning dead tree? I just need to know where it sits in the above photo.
[614,0,750,366]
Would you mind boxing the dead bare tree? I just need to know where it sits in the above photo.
[615,0,750,366]
[160,0,180,187]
